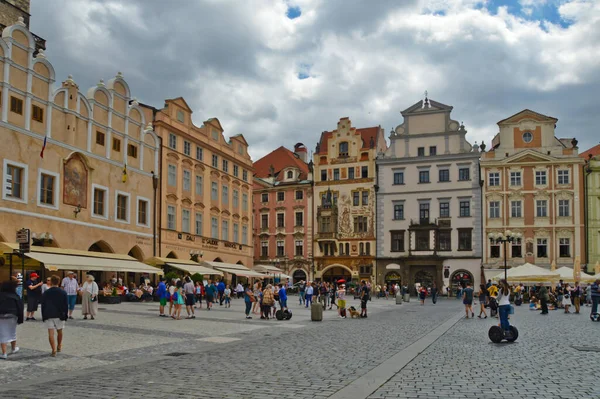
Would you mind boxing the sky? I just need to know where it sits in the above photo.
[30,0,600,161]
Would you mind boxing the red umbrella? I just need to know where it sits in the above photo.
[337,279,346,284]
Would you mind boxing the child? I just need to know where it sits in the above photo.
[224,285,231,308]
[195,281,203,309]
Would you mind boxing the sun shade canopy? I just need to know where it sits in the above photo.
[23,252,162,275]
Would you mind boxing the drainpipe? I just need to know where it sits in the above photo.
[478,146,485,284]
[374,163,379,286]
[584,160,592,268]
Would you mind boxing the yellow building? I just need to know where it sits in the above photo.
[0,21,160,281]
[148,98,254,269]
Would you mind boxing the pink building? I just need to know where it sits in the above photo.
[253,144,313,282]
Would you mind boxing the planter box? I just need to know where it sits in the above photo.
[99,295,121,304]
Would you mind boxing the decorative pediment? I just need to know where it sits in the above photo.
[275,206,286,211]
[232,213,240,220]
[181,197,193,206]
[259,233,269,239]
[166,151,180,161]
[242,216,249,222]
[293,231,305,239]
[221,210,231,216]
[221,175,231,182]
[232,180,241,186]
[276,233,286,239]
[210,206,221,213]
[555,190,574,200]
[508,190,523,199]
[166,193,178,202]
[497,109,558,125]
[502,149,556,165]
[259,207,269,212]
[211,170,221,178]
[534,190,550,199]
[241,184,250,190]
[400,99,453,116]
[194,163,205,171]
[182,159,194,167]
[167,96,193,113]
[556,229,573,237]
[293,205,305,210]
[485,192,503,201]
[194,202,205,209]
[534,228,550,237]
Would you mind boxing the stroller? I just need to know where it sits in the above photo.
[488,296,498,317]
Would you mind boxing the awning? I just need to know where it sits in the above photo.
[201,261,266,278]
[24,252,162,275]
[254,264,289,279]
[165,262,223,276]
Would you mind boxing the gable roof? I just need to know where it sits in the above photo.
[165,97,193,113]
[254,146,309,180]
[401,99,453,116]
[580,143,600,160]
[497,109,558,125]
[316,126,380,155]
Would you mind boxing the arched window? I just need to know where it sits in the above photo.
[359,242,364,255]
[345,243,350,255]
[287,170,293,179]
[339,142,349,157]
[339,243,344,254]
[365,242,371,255]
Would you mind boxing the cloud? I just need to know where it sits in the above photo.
[30,0,600,160]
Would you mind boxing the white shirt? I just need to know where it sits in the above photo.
[236,284,243,293]
[497,289,511,306]
[82,281,98,295]
[306,286,314,295]
[61,277,79,295]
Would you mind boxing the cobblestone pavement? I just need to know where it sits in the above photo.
[0,296,598,398]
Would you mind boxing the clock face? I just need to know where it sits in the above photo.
[523,131,533,143]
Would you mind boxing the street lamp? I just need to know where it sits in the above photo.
[488,230,522,281]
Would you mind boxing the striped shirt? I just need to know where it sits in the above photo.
[61,277,79,295]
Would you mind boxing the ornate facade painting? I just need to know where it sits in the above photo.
[63,154,88,208]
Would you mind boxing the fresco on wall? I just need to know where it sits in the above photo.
[63,154,88,208]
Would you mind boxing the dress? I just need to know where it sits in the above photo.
[562,288,572,306]
[176,288,185,305]
[0,315,17,344]
[81,281,99,316]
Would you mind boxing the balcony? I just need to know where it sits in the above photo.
[315,232,335,240]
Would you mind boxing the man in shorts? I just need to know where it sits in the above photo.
[462,282,475,319]
[61,271,79,320]
[41,275,68,357]
[183,276,196,319]
[156,277,168,317]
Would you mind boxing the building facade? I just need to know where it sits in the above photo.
[312,118,386,283]
[581,144,600,272]
[0,1,45,53]
[150,98,253,266]
[481,109,585,271]
[377,98,482,293]
[253,144,313,282]
[0,21,160,280]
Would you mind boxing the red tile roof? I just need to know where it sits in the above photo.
[253,146,309,180]
[580,144,600,160]
[316,125,379,155]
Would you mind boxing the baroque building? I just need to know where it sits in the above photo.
[376,98,482,293]
[148,98,254,267]
[312,118,386,283]
[581,144,600,272]
[252,144,313,282]
[0,1,45,54]
[481,109,585,271]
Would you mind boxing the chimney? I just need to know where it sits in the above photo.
[294,143,307,162]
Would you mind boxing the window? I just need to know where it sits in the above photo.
[295,240,303,256]
[391,231,405,252]
[440,202,450,218]
[361,166,368,178]
[238,145,243,155]
[557,170,570,185]
[195,176,203,196]
[333,169,339,180]
[112,137,121,152]
[537,238,548,258]
[212,155,218,168]
[212,129,219,141]
[196,146,203,161]
[438,230,451,251]
[393,171,404,185]
[295,190,303,200]
[277,213,284,228]
[558,199,570,217]
[211,217,218,238]
[365,242,371,255]
[195,212,203,235]
[354,216,368,233]
[222,220,228,240]
[416,230,429,250]
[419,170,430,183]
[116,193,129,222]
[177,110,184,123]
[418,147,425,157]
[348,167,355,180]
[490,242,500,258]
[233,189,239,208]
[167,206,176,230]
[167,164,177,186]
[277,192,285,201]
[320,170,327,182]
[242,193,248,211]
[429,146,436,156]
[242,226,248,245]
[535,170,547,185]
[393,204,404,220]
[362,191,368,206]
[277,241,284,257]
[222,185,228,204]
[488,172,500,187]
[458,229,472,250]
[319,216,331,233]
[459,200,470,217]
[242,170,248,182]
[182,209,190,233]
[39,173,55,206]
[489,201,500,219]
[211,182,218,201]
[261,241,268,257]
[522,131,533,143]
[458,168,470,181]
[261,214,269,229]
[233,165,239,177]
[339,142,349,157]
[222,159,229,173]
[261,193,269,203]
[510,171,521,186]
[419,203,430,224]
[511,238,522,258]
[127,144,138,158]
[92,187,106,217]
[295,212,303,226]
[353,191,360,206]
[358,243,364,255]
[233,223,239,243]
[183,170,191,191]
[10,96,23,114]
[559,238,570,258]
[183,141,191,156]
[96,131,105,146]
[511,201,522,218]
[137,199,148,226]
[439,169,450,182]
[536,200,547,217]
[168,133,177,150]
[32,105,44,122]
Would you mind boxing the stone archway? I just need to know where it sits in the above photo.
[88,240,114,253]
[128,245,144,261]
[321,264,352,283]
[213,257,223,262]
[291,268,307,284]
[166,251,178,259]
[450,270,474,292]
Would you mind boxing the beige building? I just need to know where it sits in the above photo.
[149,98,254,268]
[312,118,386,283]
[0,21,160,281]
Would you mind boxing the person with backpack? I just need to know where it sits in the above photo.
[462,282,474,318]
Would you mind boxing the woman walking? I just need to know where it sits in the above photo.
[80,275,98,320]
[497,279,512,332]
[419,286,427,305]
[562,283,572,313]
[262,284,275,320]
[477,284,488,319]
[252,282,262,315]
[195,281,203,309]
[243,284,254,319]
[172,280,184,320]
[0,279,23,359]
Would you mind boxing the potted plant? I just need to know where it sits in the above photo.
[104,286,122,304]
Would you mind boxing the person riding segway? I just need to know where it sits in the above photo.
[590,279,600,322]
[488,279,518,343]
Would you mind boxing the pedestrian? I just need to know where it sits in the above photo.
[298,280,306,305]
[205,280,214,311]
[217,279,226,306]
[538,283,549,315]
[252,282,262,315]
[80,275,98,320]
[224,285,231,308]
[431,282,438,305]
[244,284,254,319]
[25,272,43,321]
[0,279,23,360]
[167,279,177,316]
[172,280,184,320]
[477,284,488,319]
[183,276,196,319]
[590,279,600,315]
[278,283,287,310]
[556,279,564,309]
[419,286,427,305]
[586,284,592,306]
[61,271,79,320]
[562,283,572,314]
[156,277,168,317]
[262,284,275,320]
[42,277,51,294]
[462,282,474,319]
[329,283,337,310]
[360,280,369,318]
[337,284,347,318]
[319,282,328,309]
[41,275,68,357]
[572,282,582,314]
[305,282,314,308]
[236,282,244,299]
[497,279,512,332]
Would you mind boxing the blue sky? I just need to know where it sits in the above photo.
[483,0,573,28]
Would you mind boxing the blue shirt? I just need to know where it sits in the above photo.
[218,282,225,293]
[157,282,168,299]
[279,287,287,301]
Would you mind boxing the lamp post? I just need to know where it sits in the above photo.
[488,230,522,281]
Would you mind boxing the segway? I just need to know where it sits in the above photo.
[275,309,293,320]
[590,313,600,322]
[488,325,519,343]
